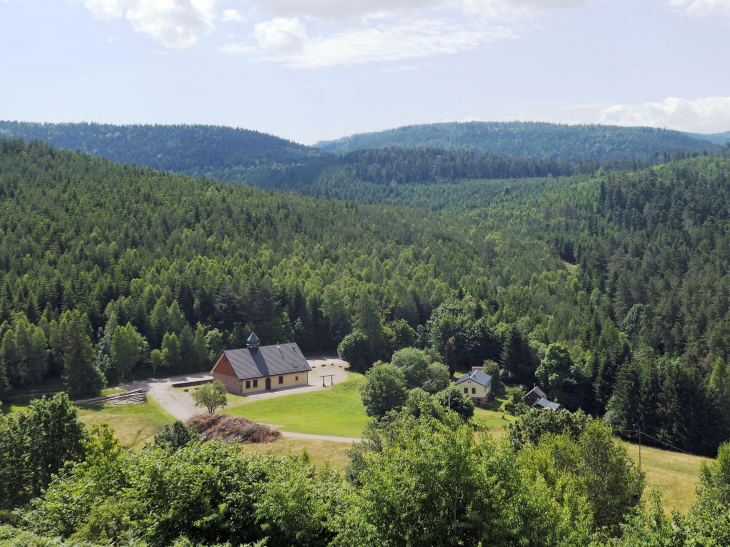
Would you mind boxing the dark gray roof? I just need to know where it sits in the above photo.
[525,386,548,399]
[217,343,311,380]
[532,397,561,410]
[454,370,492,387]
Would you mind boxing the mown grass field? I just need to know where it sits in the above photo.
[226,372,368,438]
[76,398,175,450]
[624,442,709,513]
[241,437,353,470]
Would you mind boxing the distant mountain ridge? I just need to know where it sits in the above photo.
[315,121,722,161]
[1,121,725,198]
[0,121,329,180]
[685,131,730,146]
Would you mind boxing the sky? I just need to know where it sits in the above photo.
[0,0,729,144]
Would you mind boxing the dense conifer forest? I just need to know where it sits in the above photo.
[5,135,730,545]
[2,121,724,193]
[0,121,329,180]
[316,121,723,160]
[2,137,730,458]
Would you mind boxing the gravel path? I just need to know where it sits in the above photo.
[118,372,213,422]
[277,431,362,443]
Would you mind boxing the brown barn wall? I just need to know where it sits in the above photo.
[212,354,236,377]
[212,355,242,394]
[214,372,242,394]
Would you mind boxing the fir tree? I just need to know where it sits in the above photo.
[445,337,456,379]
[63,317,105,399]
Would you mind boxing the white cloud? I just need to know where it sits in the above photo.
[83,0,217,48]
[245,0,453,23]
[599,96,730,133]
[465,0,589,16]
[84,0,124,19]
[244,0,590,22]
[222,8,244,21]
[669,0,730,16]
[80,0,588,57]
[224,17,516,67]
[255,17,308,53]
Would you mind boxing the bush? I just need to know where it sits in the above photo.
[155,421,200,450]
[434,385,474,421]
[0,393,86,510]
[191,380,228,414]
[507,408,591,451]
[337,330,375,373]
[482,359,501,392]
[361,363,408,418]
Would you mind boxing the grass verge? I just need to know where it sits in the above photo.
[240,437,353,471]
[623,441,709,514]
[226,373,367,439]
[76,398,176,450]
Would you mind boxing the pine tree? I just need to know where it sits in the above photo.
[500,325,535,384]
[193,325,210,371]
[0,348,9,400]
[445,337,456,379]
[179,324,196,373]
[95,311,118,379]
[161,332,182,374]
[63,317,105,399]
[0,316,48,387]
[711,357,730,399]
[149,297,170,348]
[168,301,187,334]
[110,323,142,382]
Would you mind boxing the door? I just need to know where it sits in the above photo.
[265,377,271,390]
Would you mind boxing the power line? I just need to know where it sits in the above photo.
[620,429,697,458]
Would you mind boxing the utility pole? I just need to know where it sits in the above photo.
[448,390,451,409]
[638,429,642,470]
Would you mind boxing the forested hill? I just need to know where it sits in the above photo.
[685,130,730,146]
[0,121,329,179]
[316,121,722,161]
[4,138,730,455]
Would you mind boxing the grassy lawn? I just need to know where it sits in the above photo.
[101,388,127,396]
[624,441,709,514]
[174,385,245,405]
[226,372,368,438]
[2,388,127,415]
[241,437,353,471]
[76,398,175,450]
[473,407,516,440]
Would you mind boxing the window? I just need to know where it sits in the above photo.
[279,376,283,384]
[472,388,476,394]
[295,376,299,381]
[463,388,468,394]
[245,381,250,389]
[253,379,258,388]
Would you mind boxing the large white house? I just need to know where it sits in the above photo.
[454,368,492,404]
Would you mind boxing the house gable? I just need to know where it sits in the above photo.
[212,354,237,377]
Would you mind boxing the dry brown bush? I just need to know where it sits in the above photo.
[186,413,281,444]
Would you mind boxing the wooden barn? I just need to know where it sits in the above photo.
[211,333,312,395]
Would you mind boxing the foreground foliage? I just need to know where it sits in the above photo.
[4,139,730,456]
[4,399,730,546]
[0,394,85,510]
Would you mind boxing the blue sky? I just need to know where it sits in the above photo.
[1,0,728,144]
